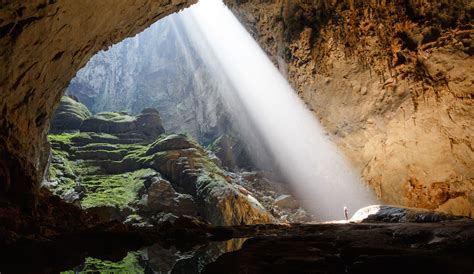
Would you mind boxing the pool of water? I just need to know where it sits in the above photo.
[63,238,247,273]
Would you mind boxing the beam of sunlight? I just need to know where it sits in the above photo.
[177,0,377,220]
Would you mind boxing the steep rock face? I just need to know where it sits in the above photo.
[0,0,196,209]
[66,15,231,145]
[224,0,474,217]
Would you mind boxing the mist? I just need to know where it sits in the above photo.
[178,0,377,220]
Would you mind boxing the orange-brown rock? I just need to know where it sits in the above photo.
[224,0,473,218]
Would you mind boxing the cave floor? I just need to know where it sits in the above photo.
[0,219,472,273]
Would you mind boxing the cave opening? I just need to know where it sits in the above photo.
[1,0,473,273]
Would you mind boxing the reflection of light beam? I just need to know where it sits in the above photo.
[177,0,377,220]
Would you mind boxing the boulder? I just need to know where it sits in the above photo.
[80,112,137,134]
[138,177,198,217]
[50,96,91,132]
[86,205,126,222]
[80,108,165,141]
[147,134,273,225]
[146,134,202,156]
[207,134,253,170]
[274,195,299,209]
[351,205,466,223]
[136,108,166,138]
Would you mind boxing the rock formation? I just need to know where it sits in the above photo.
[50,96,92,132]
[47,97,272,225]
[0,0,196,211]
[65,15,231,145]
[80,108,165,141]
[224,0,473,217]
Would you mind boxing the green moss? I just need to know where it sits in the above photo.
[72,132,118,142]
[60,96,91,119]
[48,132,79,145]
[48,149,78,195]
[54,177,77,194]
[122,145,148,162]
[61,252,143,274]
[80,169,154,209]
[64,132,125,147]
[81,143,119,151]
[71,160,103,176]
[149,133,174,147]
[51,147,70,159]
[49,165,58,180]
[95,111,135,122]
[207,136,222,153]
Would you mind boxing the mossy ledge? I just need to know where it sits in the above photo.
[47,97,272,225]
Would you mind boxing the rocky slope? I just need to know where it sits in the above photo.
[224,0,474,218]
[47,97,274,226]
[0,0,196,211]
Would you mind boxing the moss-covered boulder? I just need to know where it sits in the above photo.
[146,134,272,225]
[50,96,91,132]
[80,108,165,141]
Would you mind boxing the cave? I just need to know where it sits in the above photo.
[0,0,473,273]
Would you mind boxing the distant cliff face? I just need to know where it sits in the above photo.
[224,0,474,217]
[66,15,230,145]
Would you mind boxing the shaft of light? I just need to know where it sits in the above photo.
[179,0,377,220]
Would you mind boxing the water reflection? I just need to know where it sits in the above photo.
[64,238,247,273]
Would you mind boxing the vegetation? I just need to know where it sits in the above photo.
[59,96,92,120]
[206,136,222,153]
[62,252,143,273]
[48,132,78,145]
[80,169,154,209]
[48,129,157,209]
[95,111,135,122]
[47,116,229,216]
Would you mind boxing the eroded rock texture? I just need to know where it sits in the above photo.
[47,98,272,226]
[0,0,196,210]
[224,0,474,217]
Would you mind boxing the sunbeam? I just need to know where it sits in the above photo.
[175,0,377,220]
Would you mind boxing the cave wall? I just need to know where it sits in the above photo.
[224,0,474,217]
[0,0,196,210]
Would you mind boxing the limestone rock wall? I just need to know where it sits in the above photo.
[224,0,474,217]
[0,0,196,210]
[65,15,231,145]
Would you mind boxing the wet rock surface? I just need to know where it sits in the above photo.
[351,205,466,223]
[203,220,474,274]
